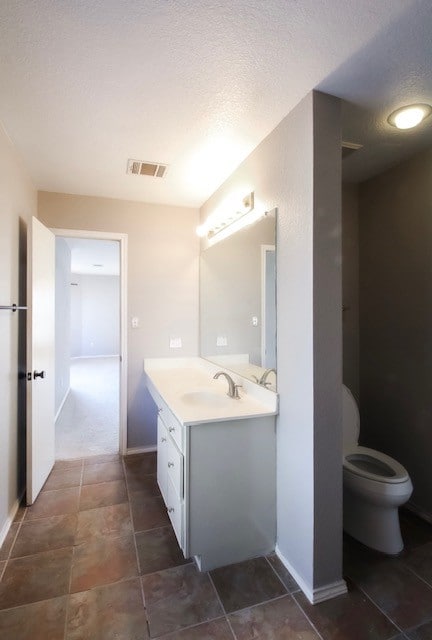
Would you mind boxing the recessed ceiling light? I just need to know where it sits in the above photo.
[387,104,432,130]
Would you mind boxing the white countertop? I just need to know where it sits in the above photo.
[144,357,278,426]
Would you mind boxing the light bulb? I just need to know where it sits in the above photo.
[388,104,432,130]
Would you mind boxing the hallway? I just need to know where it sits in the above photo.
[0,453,432,639]
[56,357,120,460]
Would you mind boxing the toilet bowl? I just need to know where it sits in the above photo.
[342,385,413,554]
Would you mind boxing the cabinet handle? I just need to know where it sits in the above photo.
[161,437,167,443]
[169,426,175,433]
[167,507,174,513]
[168,461,174,468]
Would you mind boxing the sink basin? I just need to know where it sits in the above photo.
[180,390,235,408]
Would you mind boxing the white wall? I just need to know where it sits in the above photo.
[0,123,36,538]
[71,274,120,357]
[55,238,71,414]
[38,193,199,449]
[200,91,344,600]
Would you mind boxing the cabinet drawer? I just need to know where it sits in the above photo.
[166,475,183,548]
[167,436,183,497]
[158,404,183,452]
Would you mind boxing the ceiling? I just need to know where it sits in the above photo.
[64,238,119,276]
[0,1,431,207]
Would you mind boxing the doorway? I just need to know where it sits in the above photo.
[53,229,128,459]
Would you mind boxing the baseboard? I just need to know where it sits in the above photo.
[275,544,347,604]
[55,386,71,422]
[405,501,432,525]
[0,493,24,549]
[125,446,157,456]
[71,354,120,360]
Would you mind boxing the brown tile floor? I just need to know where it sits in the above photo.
[1,453,432,639]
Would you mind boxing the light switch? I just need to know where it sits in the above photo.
[216,335,228,347]
[170,337,182,348]
[132,317,139,328]
[252,316,258,326]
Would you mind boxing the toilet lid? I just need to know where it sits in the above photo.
[342,385,360,449]
[344,446,409,484]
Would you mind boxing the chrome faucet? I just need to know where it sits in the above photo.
[213,371,242,399]
[253,368,276,387]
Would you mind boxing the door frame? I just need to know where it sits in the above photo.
[53,228,128,456]
[260,243,276,369]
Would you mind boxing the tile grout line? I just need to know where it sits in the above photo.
[151,615,233,640]
[63,458,85,640]
[206,571,237,639]
[0,508,26,572]
[290,592,328,640]
[264,554,301,594]
[343,578,405,635]
[121,455,151,638]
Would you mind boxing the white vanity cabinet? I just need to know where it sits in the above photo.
[155,398,184,547]
[151,380,276,572]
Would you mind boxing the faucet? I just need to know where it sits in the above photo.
[213,371,242,399]
[253,368,276,387]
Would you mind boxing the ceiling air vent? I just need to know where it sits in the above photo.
[127,159,168,178]
[342,141,363,159]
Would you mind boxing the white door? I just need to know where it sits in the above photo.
[26,217,55,504]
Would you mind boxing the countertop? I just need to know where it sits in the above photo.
[144,357,278,426]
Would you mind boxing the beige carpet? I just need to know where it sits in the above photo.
[55,356,119,460]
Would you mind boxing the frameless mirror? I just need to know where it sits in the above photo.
[199,208,277,390]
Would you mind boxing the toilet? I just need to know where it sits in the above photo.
[342,385,413,555]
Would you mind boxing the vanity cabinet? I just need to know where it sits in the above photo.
[152,384,276,571]
[156,400,184,547]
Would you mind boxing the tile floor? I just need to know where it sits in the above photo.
[1,453,432,639]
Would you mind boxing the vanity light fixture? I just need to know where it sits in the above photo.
[197,192,257,244]
[387,103,432,130]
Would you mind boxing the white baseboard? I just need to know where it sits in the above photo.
[55,386,71,422]
[275,544,347,604]
[71,354,120,360]
[125,446,157,456]
[0,495,24,549]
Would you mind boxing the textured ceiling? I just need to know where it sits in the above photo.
[0,0,431,206]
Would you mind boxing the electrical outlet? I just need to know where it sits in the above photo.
[169,337,182,348]
[252,316,258,326]
[132,316,139,328]
[216,336,228,347]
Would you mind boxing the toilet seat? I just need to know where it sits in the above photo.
[344,446,409,484]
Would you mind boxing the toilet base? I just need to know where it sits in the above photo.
[343,489,404,555]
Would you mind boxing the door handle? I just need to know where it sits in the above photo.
[33,370,46,379]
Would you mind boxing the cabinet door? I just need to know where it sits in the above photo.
[157,417,168,503]
[167,475,183,547]
[167,436,183,497]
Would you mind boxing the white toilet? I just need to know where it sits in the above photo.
[342,385,413,554]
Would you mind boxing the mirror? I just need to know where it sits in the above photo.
[199,208,277,390]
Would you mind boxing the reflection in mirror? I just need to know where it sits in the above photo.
[199,208,277,390]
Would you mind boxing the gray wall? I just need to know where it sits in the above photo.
[0,123,36,537]
[200,91,344,597]
[359,146,432,520]
[342,184,360,401]
[38,193,199,449]
[55,238,71,414]
[71,274,120,357]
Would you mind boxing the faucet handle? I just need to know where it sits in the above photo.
[233,384,243,399]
